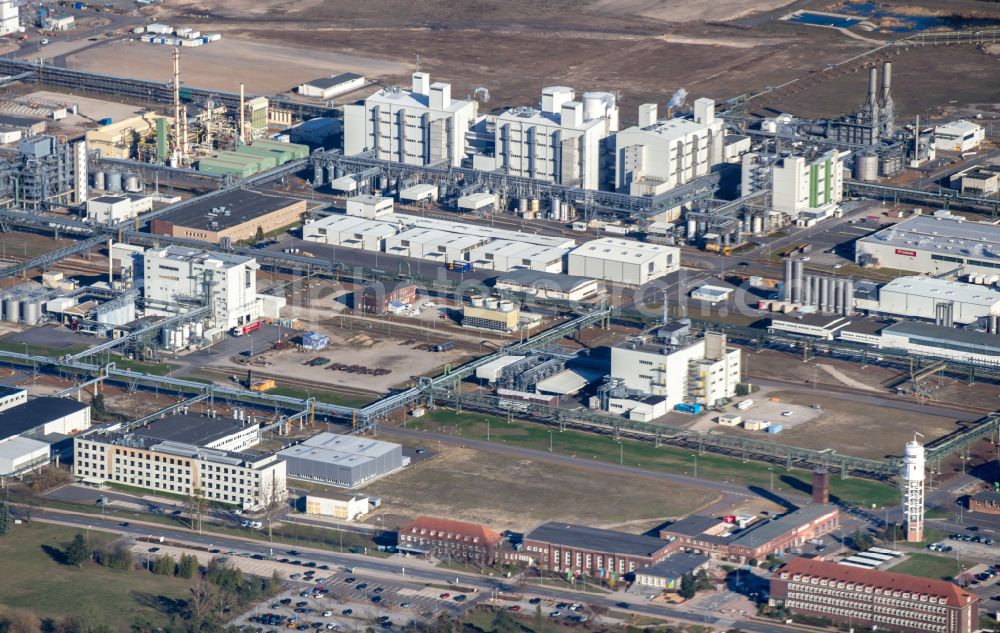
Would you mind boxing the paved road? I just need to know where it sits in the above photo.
[383,425,811,509]
[24,506,800,632]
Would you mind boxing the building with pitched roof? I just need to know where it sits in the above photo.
[396,516,503,563]
[770,557,979,633]
[523,521,674,579]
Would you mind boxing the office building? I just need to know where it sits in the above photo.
[143,245,262,332]
[856,215,1000,277]
[493,87,618,190]
[150,190,306,244]
[343,72,476,167]
[397,516,503,563]
[613,99,724,197]
[611,328,740,408]
[770,557,978,633]
[73,430,285,510]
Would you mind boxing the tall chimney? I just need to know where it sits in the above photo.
[239,83,246,147]
[868,66,878,101]
[813,468,830,505]
[879,62,892,105]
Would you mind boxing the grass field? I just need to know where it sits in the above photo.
[268,384,375,408]
[364,438,718,532]
[888,553,973,580]
[0,523,194,630]
[402,410,898,508]
[0,340,89,357]
[109,355,181,377]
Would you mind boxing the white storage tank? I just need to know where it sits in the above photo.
[161,327,171,347]
[498,300,515,312]
[181,323,191,345]
[124,174,140,192]
[470,296,485,308]
[93,171,105,190]
[3,298,18,322]
[106,171,123,192]
[485,297,499,310]
[22,301,40,325]
[855,154,878,182]
[194,321,204,339]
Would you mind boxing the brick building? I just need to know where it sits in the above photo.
[968,490,1000,515]
[770,557,979,633]
[150,190,306,244]
[660,505,839,563]
[356,283,418,315]
[523,522,674,579]
[396,516,503,564]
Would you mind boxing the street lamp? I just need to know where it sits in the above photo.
[618,441,623,466]
[768,467,774,491]
[691,453,698,479]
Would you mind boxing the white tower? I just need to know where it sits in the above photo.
[902,435,925,543]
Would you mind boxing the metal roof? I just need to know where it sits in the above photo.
[635,553,710,579]
[127,413,255,447]
[303,73,363,89]
[880,276,1000,307]
[526,522,671,557]
[496,269,596,293]
[0,397,88,441]
[859,215,1000,260]
[882,320,1000,350]
[731,504,837,547]
[570,237,675,263]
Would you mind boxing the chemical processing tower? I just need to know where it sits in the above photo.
[902,436,925,543]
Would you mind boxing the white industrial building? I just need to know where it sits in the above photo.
[469,239,568,273]
[855,215,1000,277]
[611,329,740,409]
[0,0,19,36]
[143,246,262,332]
[568,237,679,285]
[0,394,91,475]
[302,493,370,521]
[302,215,397,251]
[612,99,724,197]
[934,120,985,152]
[297,72,366,100]
[346,194,393,219]
[278,432,406,488]
[770,149,843,221]
[85,194,153,224]
[878,321,1000,366]
[492,87,618,191]
[494,269,602,302]
[343,72,476,167]
[858,276,1000,325]
[386,227,490,262]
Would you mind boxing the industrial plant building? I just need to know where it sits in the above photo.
[491,86,619,191]
[0,394,91,475]
[934,119,985,152]
[150,190,307,244]
[856,276,1000,326]
[111,412,262,453]
[297,73,366,100]
[343,72,476,167]
[856,215,1000,277]
[568,237,678,285]
[142,246,265,332]
[770,557,979,633]
[523,522,675,578]
[277,432,405,488]
[86,114,170,161]
[493,269,602,302]
[609,325,740,409]
[612,99,723,197]
[462,297,521,332]
[86,194,154,224]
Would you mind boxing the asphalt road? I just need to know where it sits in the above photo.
[25,507,801,632]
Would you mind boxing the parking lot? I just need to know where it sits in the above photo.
[230,563,476,632]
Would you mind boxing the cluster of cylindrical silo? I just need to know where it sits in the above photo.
[160,321,206,350]
[784,258,854,315]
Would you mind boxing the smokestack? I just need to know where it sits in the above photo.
[172,48,181,161]
[239,83,246,147]
[812,468,830,505]
[792,260,804,304]
[880,62,892,105]
[868,66,878,102]
[784,258,794,301]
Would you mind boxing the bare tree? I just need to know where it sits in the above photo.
[188,579,217,622]
[186,486,208,532]
[261,474,286,541]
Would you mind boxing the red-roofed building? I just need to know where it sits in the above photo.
[397,516,503,564]
[770,557,979,633]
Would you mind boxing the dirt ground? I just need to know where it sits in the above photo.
[15,90,152,139]
[359,444,715,533]
[706,389,965,460]
[108,0,1000,126]
[202,318,471,393]
[64,36,409,95]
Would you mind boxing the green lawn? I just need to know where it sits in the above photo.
[405,410,898,508]
[268,384,375,408]
[0,340,90,358]
[0,523,195,630]
[889,553,973,580]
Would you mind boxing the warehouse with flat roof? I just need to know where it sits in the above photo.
[150,190,307,244]
[855,215,1000,277]
[126,413,260,453]
[863,276,1000,325]
[568,237,679,285]
[494,269,601,302]
[277,432,406,488]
